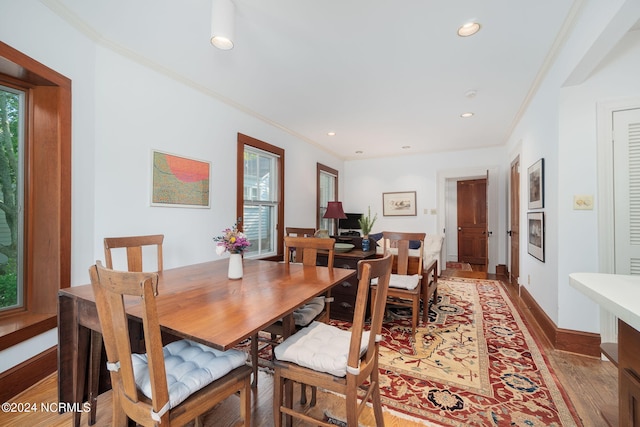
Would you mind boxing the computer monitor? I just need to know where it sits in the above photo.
[338,213,363,231]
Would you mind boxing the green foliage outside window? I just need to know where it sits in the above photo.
[0,89,20,309]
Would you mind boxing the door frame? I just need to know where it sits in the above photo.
[597,97,640,344]
[597,97,640,274]
[509,154,520,286]
[437,166,500,273]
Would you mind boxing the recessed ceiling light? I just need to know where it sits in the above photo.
[458,21,481,37]
[402,145,411,149]
[355,150,363,154]
[460,112,474,118]
[327,131,336,136]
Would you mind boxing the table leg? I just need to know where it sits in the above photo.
[58,294,90,427]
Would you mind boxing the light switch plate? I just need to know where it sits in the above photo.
[573,195,594,210]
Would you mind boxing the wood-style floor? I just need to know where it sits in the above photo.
[0,267,618,427]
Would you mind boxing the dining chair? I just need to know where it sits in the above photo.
[273,252,393,427]
[89,261,252,427]
[250,236,335,392]
[84,234,164,426]
[370,231,426,339]
[104,234,164,272]
[285,227,316,262]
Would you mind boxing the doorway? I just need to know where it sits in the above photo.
[457,179,488,268]
[509,156,520,286]
[438,167,500,274]
[597,101,640,344]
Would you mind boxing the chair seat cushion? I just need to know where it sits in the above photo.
[132,339,247,409]
[372,273,421,290]
[274,321,369,377]
[293,296,325,326]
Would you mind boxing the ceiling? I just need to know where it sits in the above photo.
[49,0,579,160]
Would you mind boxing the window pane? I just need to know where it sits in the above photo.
[319,170,336,234]
[243,146,278,258]
[244,150,277,202]
[243,204,275,256]
[0,87,24,311]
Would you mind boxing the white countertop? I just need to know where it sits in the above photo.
[569,272,640,332]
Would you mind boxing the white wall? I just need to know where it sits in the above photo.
[506,0,640,332]
[0,0,343,372]
[343,146,508,272]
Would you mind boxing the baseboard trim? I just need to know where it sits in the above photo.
[519,285,601,358]
[0,346,57,402]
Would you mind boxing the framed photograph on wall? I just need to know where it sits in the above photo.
[151,150,211,208]
[382,191,417,216]
[527,211,545,262]
[528,158,544,209]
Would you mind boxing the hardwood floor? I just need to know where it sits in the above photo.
[1,268,618,426]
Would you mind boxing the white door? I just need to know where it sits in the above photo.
[614,108,640,274]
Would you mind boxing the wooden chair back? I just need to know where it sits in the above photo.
[104,234,164,272]
[89,261,252,426]
[381,231,425,275]
[272,252,393,426]
[285,227,316,237]
[283,236,335,269]
[348,252,392,381]
[285,228,316,262]
[89,261,169,425]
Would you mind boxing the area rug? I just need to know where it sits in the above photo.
[445,261,473,271]
[239,277,582,426]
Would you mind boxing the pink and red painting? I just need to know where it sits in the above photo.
[151,150,210,207]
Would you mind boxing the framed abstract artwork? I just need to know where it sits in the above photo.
[528,158,544,209]
[151,150,210,208]
[382,191,417,216]
[527,211,545,262]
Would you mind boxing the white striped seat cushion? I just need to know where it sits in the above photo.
[372,273,421,290]
[274,321,369,377]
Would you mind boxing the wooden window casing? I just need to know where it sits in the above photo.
[236,133,284,260]
[0,41,71,350]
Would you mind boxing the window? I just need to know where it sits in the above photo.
[237,133,284,259]
[317,163,339,235]
[0,41,71,350]
[0,86,24,312]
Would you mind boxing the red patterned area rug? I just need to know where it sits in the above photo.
[445,261,473,271]
[371,277,582,426]
[239,277,582,426]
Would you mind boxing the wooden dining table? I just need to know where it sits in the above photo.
[57,258,356,412]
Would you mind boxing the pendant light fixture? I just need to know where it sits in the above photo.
[211,0,235,50]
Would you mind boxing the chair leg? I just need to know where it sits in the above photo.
[412,297,420,340]
[345,386,360,426]
[240,374,251,426]
[250,333,258,387]
[370,370,385,426]
[273,369,283,427]
[87,330,103,425]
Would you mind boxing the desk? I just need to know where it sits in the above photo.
[58,259,356,408]
[318,249,376,321]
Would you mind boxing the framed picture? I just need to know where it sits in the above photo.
[527,212,545,262]
[151,150,211,208]
[528,158,544,209]
[382,191,417,216]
